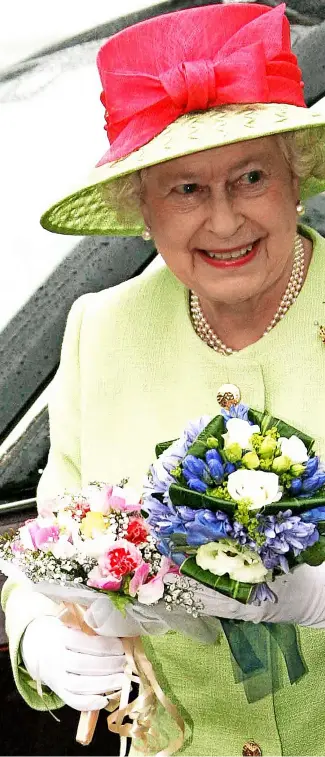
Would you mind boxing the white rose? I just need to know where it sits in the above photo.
[75,533,116,559]
[196,540,268,583]
[227,469,283,509]
[278,435,309,464]
[50,536,77,559]
[223,418,260,451]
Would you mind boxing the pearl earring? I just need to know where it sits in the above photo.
[142,227,151,241]
[296,201,305,216]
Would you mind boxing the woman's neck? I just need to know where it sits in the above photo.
[197,235,312,352]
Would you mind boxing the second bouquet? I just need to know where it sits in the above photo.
[142,383,325,605]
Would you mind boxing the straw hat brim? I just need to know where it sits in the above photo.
[41,102,325,237]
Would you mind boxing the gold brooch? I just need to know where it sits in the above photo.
[216,383,241,409]
[320,326,325,344]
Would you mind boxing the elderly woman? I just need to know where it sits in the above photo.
[3,3,325,756]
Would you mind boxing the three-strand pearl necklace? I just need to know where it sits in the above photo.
[190,233,305,356]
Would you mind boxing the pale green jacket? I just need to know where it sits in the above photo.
[2,225,325,755]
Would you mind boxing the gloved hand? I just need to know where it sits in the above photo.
[21,615,126,710]
[187,563,325,628]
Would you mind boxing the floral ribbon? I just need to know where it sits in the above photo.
[59,603,185,756]
[220,619,308,703]
[107,637,185,757]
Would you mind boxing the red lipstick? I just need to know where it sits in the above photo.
[197,240,259,269]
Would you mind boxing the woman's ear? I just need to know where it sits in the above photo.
[292,174,300,203]
[138,170,152,229]
[140,201,151,229]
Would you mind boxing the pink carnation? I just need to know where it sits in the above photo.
[125,517,150,546]
[98,539,143,580]
[87,566,122,591]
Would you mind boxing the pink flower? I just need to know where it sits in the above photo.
[82,484,113,515]
[137,557,174,605]
[99,539,143,580]
[129,562,150,597]
[19,518,60,551]
[37,497,58,517]
[107,486,142,512]
[87,565,122,591]
[125,517,150,546]
[11,540,24,555]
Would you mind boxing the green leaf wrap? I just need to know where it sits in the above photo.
[180,555,253,604]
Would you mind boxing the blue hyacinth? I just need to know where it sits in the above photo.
[249,582,276,605]
[185,509,232,547]
[231,520,256,548]
[143,495,186,535]
[258,509,319,573]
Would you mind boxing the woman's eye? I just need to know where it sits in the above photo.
[240,170,264,186]
[174,183,201,195]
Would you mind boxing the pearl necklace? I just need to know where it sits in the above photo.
[190,233,305,356]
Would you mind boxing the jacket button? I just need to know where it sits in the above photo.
[242,742,262,756]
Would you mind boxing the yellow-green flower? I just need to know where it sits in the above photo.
[80,511,106,539]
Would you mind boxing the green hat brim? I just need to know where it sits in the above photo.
[41,102,325,237]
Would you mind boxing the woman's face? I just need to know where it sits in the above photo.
[140,136,299,306]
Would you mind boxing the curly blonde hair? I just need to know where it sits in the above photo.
[101,118,325,228]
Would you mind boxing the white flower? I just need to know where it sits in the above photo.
[74,533,116,559]
[56,510,79,538]
[111,485,141,508]
[18,524,35,551]
[50,536,77,559]
[227,469,283,509]
[278,435,309,464]
[196,540,268,583]
[223,418,260,451]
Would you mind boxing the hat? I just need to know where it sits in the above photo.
[40,2,325,237]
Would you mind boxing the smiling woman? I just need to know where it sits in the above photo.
[3,3,325,757]
[139,136,307,351]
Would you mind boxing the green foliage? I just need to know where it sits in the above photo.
[186,415,226,459]
[155,439,176,457]
[169,482,236,515]
[296,535,325,567]
[234,500,265,546]
[100,590,134,616]
[180,556,253,604]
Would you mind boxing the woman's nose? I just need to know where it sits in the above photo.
[204,190,245,238]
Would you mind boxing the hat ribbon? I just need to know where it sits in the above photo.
[101,42,305,143]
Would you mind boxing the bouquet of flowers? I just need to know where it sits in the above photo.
[142,384,325,605]
[0,483,172,607]
[0,483,194,755]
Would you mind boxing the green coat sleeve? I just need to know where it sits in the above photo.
[1,293,93,709]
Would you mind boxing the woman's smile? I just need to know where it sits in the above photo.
[196,240,259,268]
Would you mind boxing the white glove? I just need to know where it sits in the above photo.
[190,563,325,628]
[21,615,126,710]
